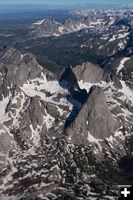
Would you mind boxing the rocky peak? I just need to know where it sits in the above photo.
[73,61,103,83]
[0,48,71,150]
[67,86,120,145]
[0,47,42,81]
[30,18,66,37]
[0,47,46,101]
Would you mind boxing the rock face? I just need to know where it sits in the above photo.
[0,47,133,199]
[67,86,119,147]
[86,86,119,139]
[0,47,71,151]
[0,48,43,98]
[73,61,103,83]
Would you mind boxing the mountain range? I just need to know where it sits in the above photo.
[0,6,133,200]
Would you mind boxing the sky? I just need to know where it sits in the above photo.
[0,0,133,5]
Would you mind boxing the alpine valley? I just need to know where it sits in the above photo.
[0,6,133,200]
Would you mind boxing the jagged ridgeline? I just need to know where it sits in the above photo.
[10,8,132,73]
[0,45,133,199]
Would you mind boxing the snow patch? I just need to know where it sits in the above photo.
[33,19,46,25]
[78,80,94,92]
[120,80,133,102]
[87,131,102,144]
[117,57,130,73]
[20,75,70,107]
[117,32,129,39]
[114,128,125,140]
[109,35,116,42]
[44,109,55,130]
[0,96,10,121]
[58,26,65,34]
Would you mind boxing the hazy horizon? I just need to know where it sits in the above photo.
[0,0,132,15]
[0,0,133,5]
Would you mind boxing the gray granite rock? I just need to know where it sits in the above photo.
[73,61,103,83]
[67,86,120,145]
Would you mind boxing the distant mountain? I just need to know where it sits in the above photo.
[30,18,87,38]
[29,8,133,38]
[30,16,105,38]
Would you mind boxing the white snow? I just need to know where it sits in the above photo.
[80,44,87,49]
[44,109,55,130]
[33,19,46,25]
[22,75,68,95]
[118,41,125,49]
[78,80,93,92]
[30,124,40,145]
[120,80,133,102]
[0,96,10,121]
[108,16,115,26]
[11,91,28,127]
[117,32,129,39]
[114,128,125,140]
[58,26,65,34]
[99,45,103,49]
[53,33,60,37]
[30,111,55,145]
[91,19,104,26]
[56,106,64,116]
[117,57,130,73]
[87,131,102,144]
[109,32,129,42]
[20,54,24,61]
[109,35,116,42]
[107,135,114,143]
[21,85,67,106]
[20,75,71,107]
[70,23,88,32]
